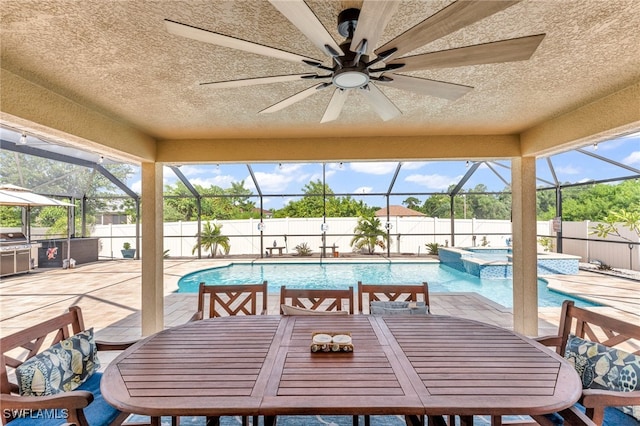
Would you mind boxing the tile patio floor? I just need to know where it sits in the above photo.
[1,258,638,343]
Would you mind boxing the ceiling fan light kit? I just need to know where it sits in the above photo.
[165,0,544,123]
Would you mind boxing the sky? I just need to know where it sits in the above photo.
[127,132,640,210]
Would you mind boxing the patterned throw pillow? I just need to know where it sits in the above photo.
[370,301,429,315]
[564,334,640,421]
[16,328,100,396]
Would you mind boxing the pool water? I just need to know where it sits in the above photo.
[177,262,598,308]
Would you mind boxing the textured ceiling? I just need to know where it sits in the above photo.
[1,0,639,141]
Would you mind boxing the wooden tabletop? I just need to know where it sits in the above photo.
[101,315,581,420]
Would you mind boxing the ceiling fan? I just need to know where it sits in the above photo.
[165,0,544,123]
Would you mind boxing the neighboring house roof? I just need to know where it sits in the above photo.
[375,205,425,217]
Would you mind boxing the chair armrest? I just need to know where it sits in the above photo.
[0,390,93,410]
[534,335,563,347]
[189,311,203,322]
[582,388,640,408]
[95,340,138,351]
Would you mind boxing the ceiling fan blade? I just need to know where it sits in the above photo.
[268,0,344,56]
[377,73,472,101]
[376,0,520,60]
[350,0,400,56]
[390,34,546,72]
[321,89,349,123]
[259,84,323,114]
[200,74,317,88]
[164,19,319,64]
[360,84,402,121]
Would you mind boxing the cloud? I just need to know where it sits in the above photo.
[350,162,398,175]
[405,174,460,190]
[251,171,295,193]
[353,186,373,194]
[623,151,640,166]
[555,165,581,175]
[130,179,141,193]
[190,175,235,188]
[400,162,426,170]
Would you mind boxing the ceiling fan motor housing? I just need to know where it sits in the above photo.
[337,8,360,38]
[333,9,370,89]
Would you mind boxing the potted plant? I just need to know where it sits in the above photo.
[121,242,136,259]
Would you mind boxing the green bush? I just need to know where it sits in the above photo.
[294,242,312,256]
[425,242,440,255]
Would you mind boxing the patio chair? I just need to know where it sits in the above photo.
[494,299,640,426]
[279,286,354,314]
[0,306,148,426]
[357,281,430,314]
[191,282,267,426]
[191,281,268,320]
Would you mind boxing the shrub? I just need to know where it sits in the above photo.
[425,242,440,255]
[294,242,312,256]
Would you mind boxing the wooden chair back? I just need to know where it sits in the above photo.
[279,286,354,314]
[357,281,430,314]
[1,306,85,396]
[196,281,268,318]
[550,300,640,356]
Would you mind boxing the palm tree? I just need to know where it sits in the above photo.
[192,221,230,258]
[350,214,388,254]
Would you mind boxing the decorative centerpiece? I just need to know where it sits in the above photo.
[310,332,353,353]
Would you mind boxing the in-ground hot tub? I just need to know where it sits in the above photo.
[438,247,580,279]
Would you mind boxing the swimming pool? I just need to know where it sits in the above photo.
[177,262,597,308]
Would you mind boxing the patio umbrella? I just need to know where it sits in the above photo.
[0,184,75,207]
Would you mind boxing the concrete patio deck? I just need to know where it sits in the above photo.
[1,258,638,343]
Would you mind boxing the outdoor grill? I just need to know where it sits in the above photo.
[0,232,38,276]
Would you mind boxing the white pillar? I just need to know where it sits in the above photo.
[141,162,164,336]
[511,156,538,336]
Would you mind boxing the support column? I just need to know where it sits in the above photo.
[511,156,538,336]
[141,162,164,336]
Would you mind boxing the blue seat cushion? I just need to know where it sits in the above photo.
[7,372,122,426]
[545,402,640,426]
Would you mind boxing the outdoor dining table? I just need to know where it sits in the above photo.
[101,314,582,426]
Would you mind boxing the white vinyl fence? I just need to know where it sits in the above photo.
[91,217,550,259]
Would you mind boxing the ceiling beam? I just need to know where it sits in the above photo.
[520,81,640,157]
[0,67,156,164]
[156,135,521,163]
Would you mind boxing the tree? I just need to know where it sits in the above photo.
[0,152,136,233]
[164,180,256,221]
[350,214,388,254]
[274,180,375,218]
[403,197,420,210]
[421,194,451,218]
[591,207,640,241]
[557,180,640,221]
[192,222,230,257]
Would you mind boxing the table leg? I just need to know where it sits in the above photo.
[263,415,277,426]
[205,416,220,426]
[427,415,447,426]
[459,415,474,426]
[405,414,424,425]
